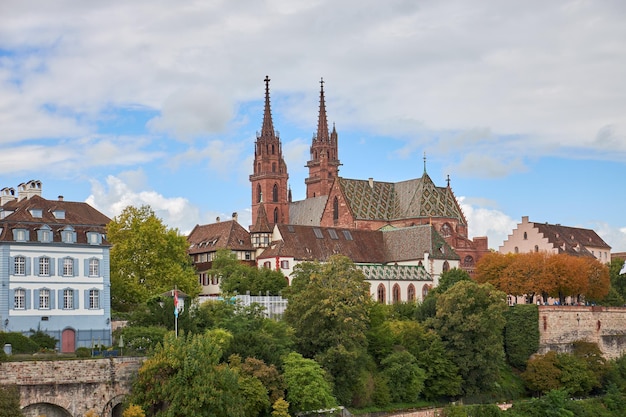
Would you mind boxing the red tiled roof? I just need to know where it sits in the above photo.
[534,222,610,257]
[187,220,254,254]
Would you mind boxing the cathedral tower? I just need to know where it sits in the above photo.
[250,76,290,231]
[305,78,341,198]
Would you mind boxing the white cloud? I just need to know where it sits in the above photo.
[459,196,518,250]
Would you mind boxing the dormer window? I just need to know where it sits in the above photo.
[61,226,76,244]
[29,208,43,218]
[87,232,101,245]
[53,210,65,220]
[13,228,29,242]
[38,225,52,243]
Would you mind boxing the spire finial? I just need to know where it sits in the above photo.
[316,77,329,143]
[261,75,275,138]
[446,174,451,187]
[423,152,427,174]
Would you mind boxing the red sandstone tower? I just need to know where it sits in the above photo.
[305,78,341,198]
[250,76,290,230]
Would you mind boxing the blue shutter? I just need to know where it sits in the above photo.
[73,258,79,277]
[58,259,63,276]
[49,289,55,309]
[84,259,89,276]
[24,289,30,310]
[25,257,31,275]
[50,258,55,276]
[84,290,89,309]
[57,289,63,307]
[9,290,15,309]
[34,257,40,275]
[98,290,102,309]
[74,289,79,309]
[10,257,15,274]
[34,290,40,310]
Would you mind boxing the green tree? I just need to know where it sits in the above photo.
[108,205,199,311]
[129,330,248,417]
[0,385,24,417]
[380,349,426,403]
[213,250,287,296]
[283,255,373,404]
[123,404,146,417]
[282,352,337,414]
[436,268,471,294]
[504,304,539,370]
[433,280,508,395]
[271,398,291,417]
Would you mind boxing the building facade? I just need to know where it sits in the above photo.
[0,181,112,352]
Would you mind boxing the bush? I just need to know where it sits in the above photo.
[0,332,39,354]
[75,347,91,358]
[29,329,57,350]
[504,304,539,370]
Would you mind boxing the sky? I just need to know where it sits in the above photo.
[1,0,625,252]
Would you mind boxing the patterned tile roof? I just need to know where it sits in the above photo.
[338,173,466,224]
[356,263,432,282]
[187,220,254,254]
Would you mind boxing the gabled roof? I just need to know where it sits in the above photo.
[534,222,611,256]
[338,173,467,225]
[382,225,460,262]
[187,220,254,254]
[0,194,110,245]
[250,203,272,233]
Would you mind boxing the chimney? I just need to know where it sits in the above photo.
[232,212,238,223]
[1,187,16,206]
[17,180,42,201]
[216,217,220,222]
[368,178,374,188]
[58,195,64,201]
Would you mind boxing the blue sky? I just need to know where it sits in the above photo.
[1,0,625,251]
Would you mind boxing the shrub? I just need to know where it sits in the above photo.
[0,332,39,354]
[29,329,57,350]
[75,347,91,358]
[504,304,539,370]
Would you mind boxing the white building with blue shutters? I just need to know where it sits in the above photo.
[0,180,112,352]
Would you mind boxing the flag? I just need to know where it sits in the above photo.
[174,289,179,317]
[620,263,626,275]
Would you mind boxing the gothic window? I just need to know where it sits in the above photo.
[272,162,276,173]
[523,232,528,240]
[257,185,262,203]
[463,256,474,267]
[272,144,275,154]
[443,261,450,273]
[407,284,416,301]
[273,184,278,202]
[273,208,279,224]
[333,197,339,220]
[514,247,519,254]
[422,284,430,299]
[535,245,539,253]
[441,223,452,237]
[392,284,401,304]
[377,284,386,304]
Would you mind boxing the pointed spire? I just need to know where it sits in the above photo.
[316,77,329,142]
[261,75,275,138]
[423,152,427,174]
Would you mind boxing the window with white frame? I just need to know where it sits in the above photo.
[14,256,25,275]
[89,259,99,277]
[14,289,25,309]
[62,227,76,243]
[87,232,100,245]
[89,289,100,309]
[280,260,289,269]
[39,289,50,309]
[63,258,74,276]
[39,257,50,276]
[14,229,27,241]
[63,289,74,309]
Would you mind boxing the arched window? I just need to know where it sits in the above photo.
[407,284,416,301]
[441,223,452,237]
[273,184,279,202]
[514,247,519,254]
[257,162,261,173]
[422,284,430,299]
[333,197,339,220]
[273,208,279,224]
[535,245,539,252]
[272,162,276,173]
[257,185,262,203]
[272,144,275,154]
[443,261,450,272]
[523,232,528,240]
[463,256,474,267]
[377,284,386,304]
[392,284,401,304]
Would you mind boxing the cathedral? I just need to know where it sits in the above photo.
[248,76,489,276]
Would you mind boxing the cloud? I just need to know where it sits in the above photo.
[452,153,527,178]
[459,196,518,249]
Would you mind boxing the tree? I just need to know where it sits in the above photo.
[123,405,146,417]
[522,350,599,396]
[108,205,199,311]
[380,349,426,403]
[433,280,508,395]
[0,385,24,417]
[283,255,373,404]
[282,352,337,414]
[435,268,471,294]
[213,250,287,296]
[129,330,248,417]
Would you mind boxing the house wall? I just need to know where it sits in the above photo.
[500,216,555,254]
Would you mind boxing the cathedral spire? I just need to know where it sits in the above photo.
[316,78,329,142]
[261,75,275,139]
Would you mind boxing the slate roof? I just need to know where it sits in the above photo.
[382,225,460,262]
[289,196,328,226]
[0,194,110,245]
[534,222,611,256]
[187,220,254,255]
[338,173,466,224]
